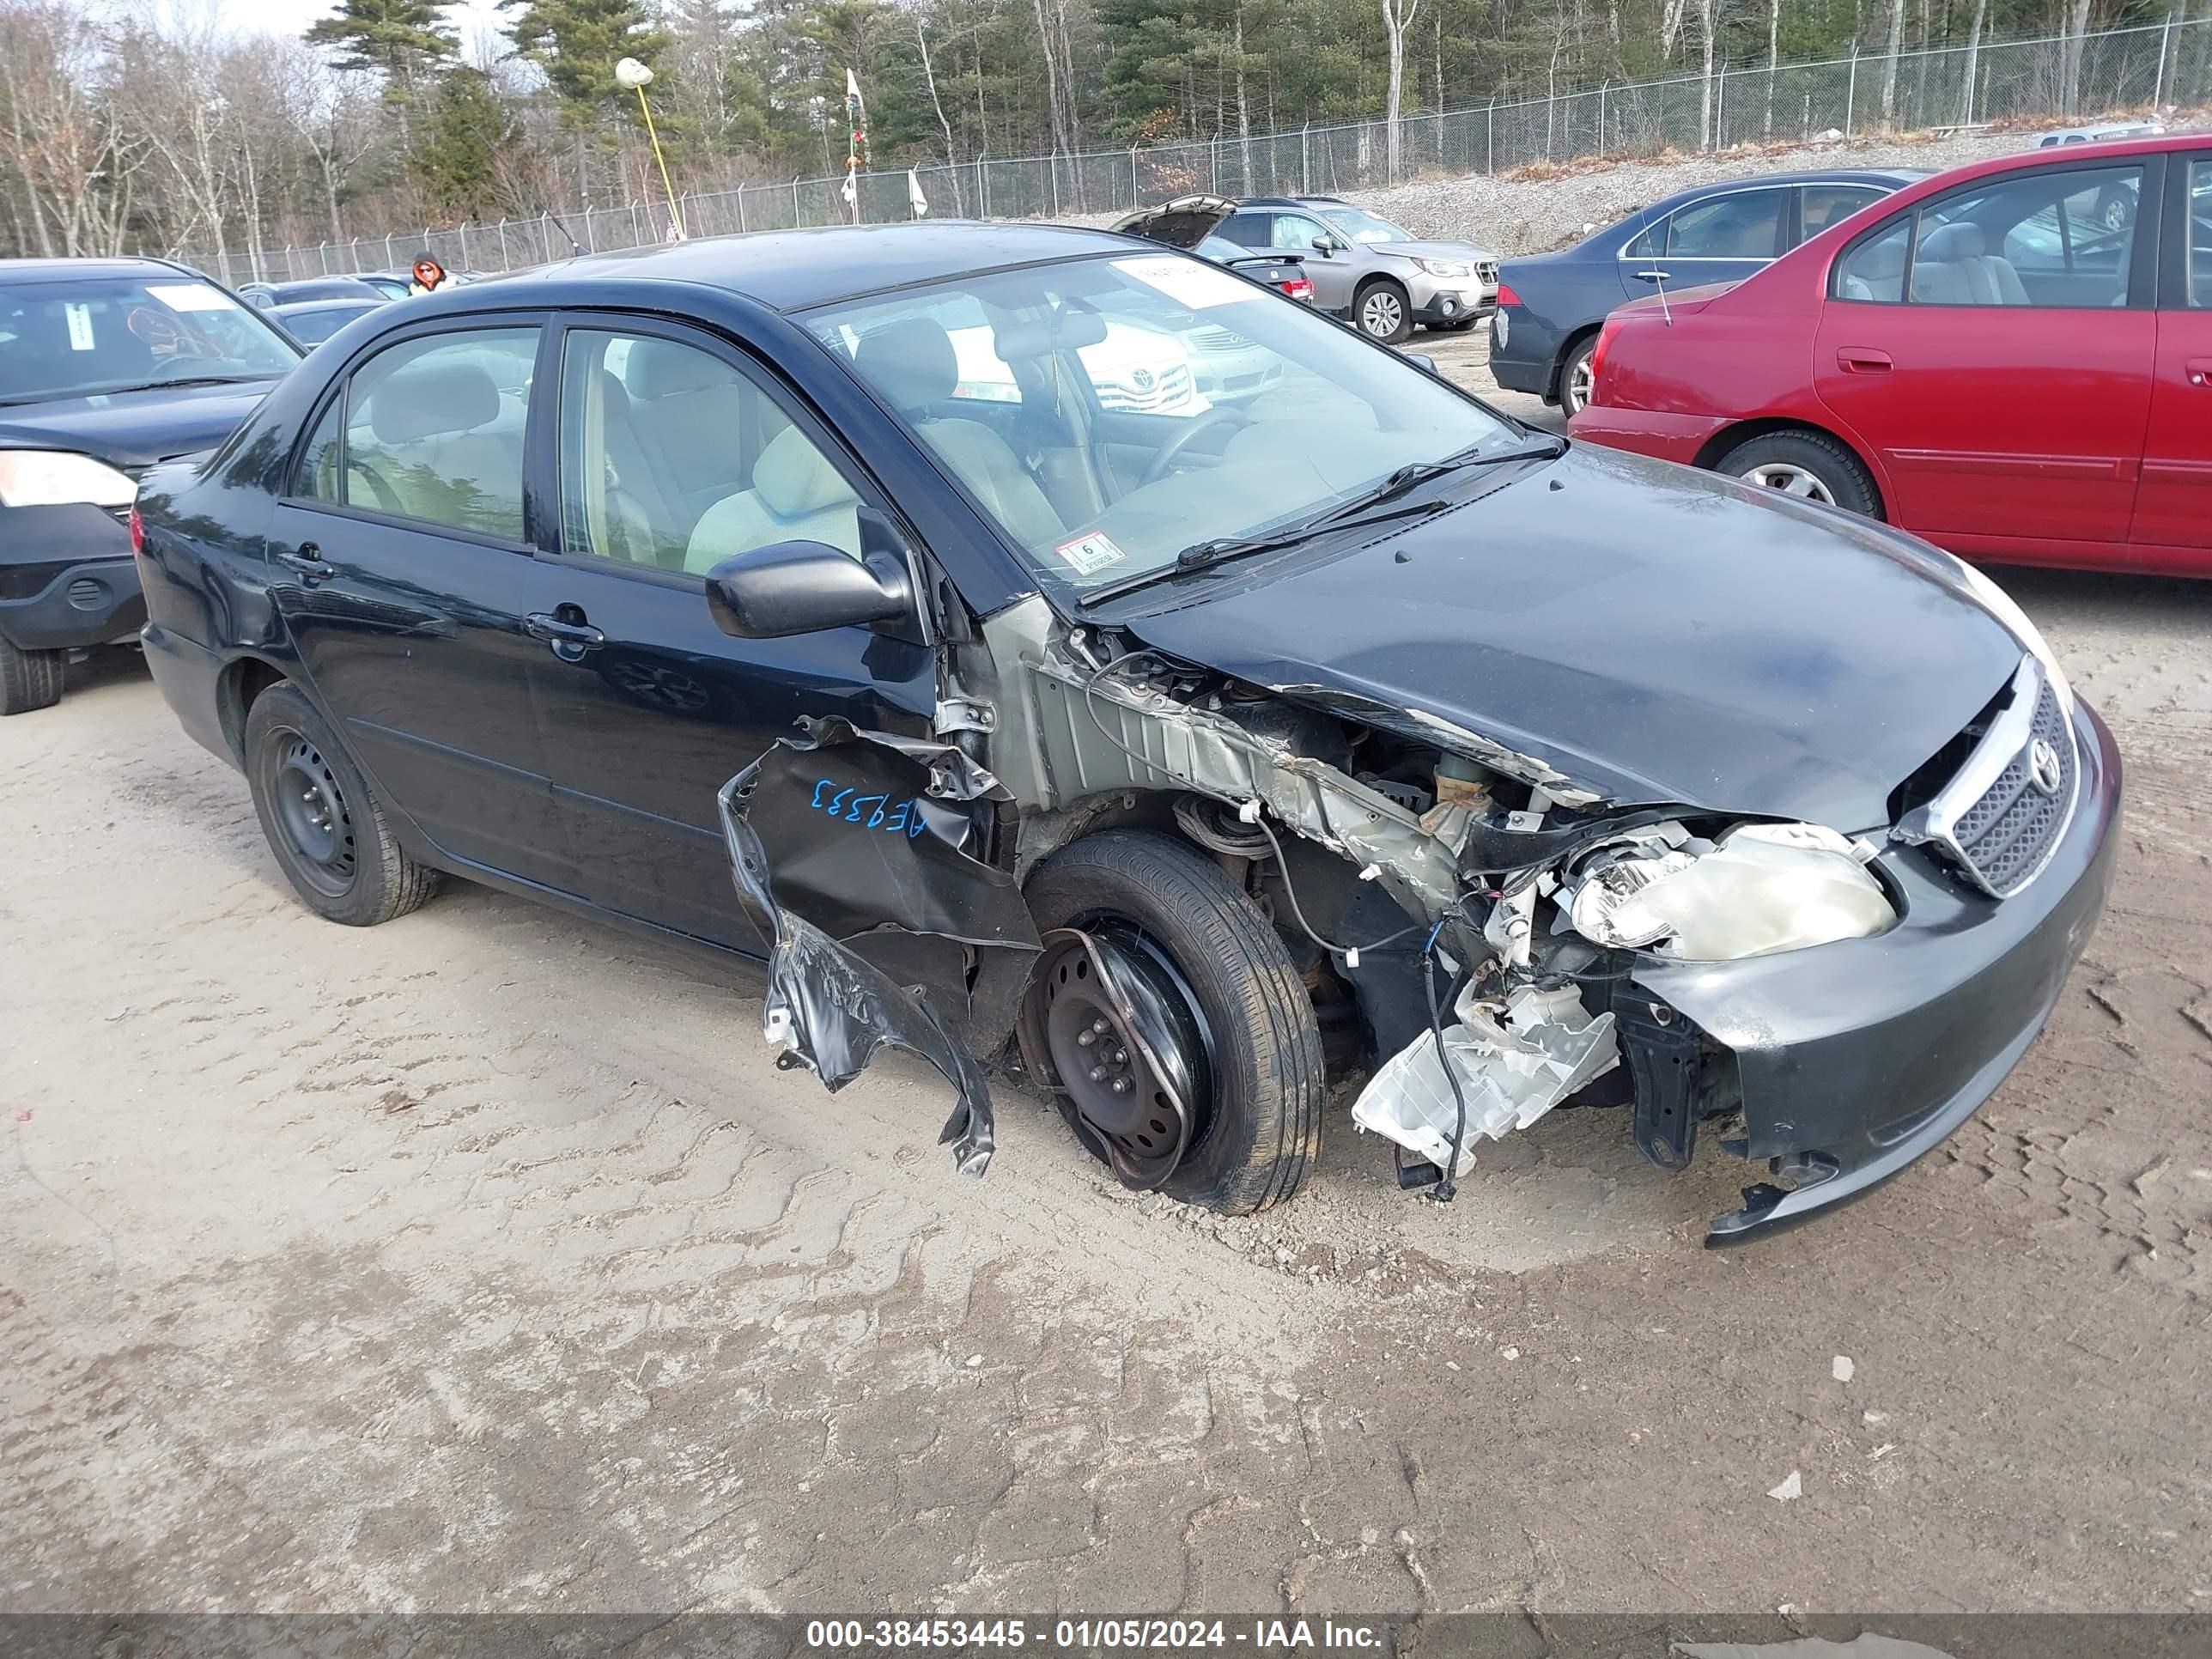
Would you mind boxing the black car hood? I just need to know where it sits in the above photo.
[0,379,282,471]
[1121,443,2027,832]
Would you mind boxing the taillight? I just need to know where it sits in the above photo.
[128,504,144,556]
[1496,280,1522,307]
[1589,317,1626,392]
[1283,276,1315,301]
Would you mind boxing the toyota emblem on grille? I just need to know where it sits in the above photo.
[1131,368,1155,392]
[2028,737,2064,797]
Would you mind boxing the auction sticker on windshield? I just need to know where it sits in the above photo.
[1112,255,1252,310]
[146,283,234,313]
[1054,531,1127,576]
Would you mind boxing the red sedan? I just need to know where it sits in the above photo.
[1570,131,2212,576]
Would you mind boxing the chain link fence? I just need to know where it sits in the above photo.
[186,16,2212,288]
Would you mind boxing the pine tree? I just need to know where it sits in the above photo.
[501,0,673,130]
[410,67,523,218]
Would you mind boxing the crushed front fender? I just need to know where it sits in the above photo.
[717,717,1042,1177]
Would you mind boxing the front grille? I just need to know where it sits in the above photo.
[1897,659,2076,899]
[1097,362,1196,414]
[1476,261,1499,286]
[1187,324,1254,355]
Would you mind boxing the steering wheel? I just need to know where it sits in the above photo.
[1140,406,1250,486]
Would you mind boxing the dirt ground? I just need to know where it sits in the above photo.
[4,349,2210,1620]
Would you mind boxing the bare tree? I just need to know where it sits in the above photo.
[1380,0,1421,179]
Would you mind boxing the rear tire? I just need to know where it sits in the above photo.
[243,681,439,926]
[1557,333,1598,416]
[1353,279,1413,344]
[1716,429,1882,520]
[1024,830,1324,1215]
[0,639,66,714]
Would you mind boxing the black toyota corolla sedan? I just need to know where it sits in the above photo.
[1,257,301,712]
[134,222,2118,1241]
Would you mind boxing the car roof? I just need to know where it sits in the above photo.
[0,255,202,286]
[273,297,380,314]
[501,222,1141,313]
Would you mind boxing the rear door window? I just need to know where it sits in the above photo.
[1797,185,1886,244]
[339,328,538,540]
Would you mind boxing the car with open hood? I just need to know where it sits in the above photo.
[1115,194,1497,342]
[0,257,302,713]
[133,222,2118,1243]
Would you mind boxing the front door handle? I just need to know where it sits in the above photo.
[276,544,334,585]
[2185,357,2212,387]
[525,610,605,661]
[1837,347,1893,374]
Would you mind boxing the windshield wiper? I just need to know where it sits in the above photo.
[1079,436,1565,608]
[134,374,264,391]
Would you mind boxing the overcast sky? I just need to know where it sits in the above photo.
[204,0,511,60]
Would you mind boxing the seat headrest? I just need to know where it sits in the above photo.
[855,318,957,411]
[1851,236,1908,283]
[752,424,856,520]
[371,362,501,444]
[626,338,732,401]
[992,308,1109,362]
[1919,221,1985,262]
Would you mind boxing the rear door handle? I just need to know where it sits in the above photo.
[276,544,334,584]
[1632,268,1672,283]
[2185,357,2212,387]
[525,611,605,660]
[1837,347,1893,374]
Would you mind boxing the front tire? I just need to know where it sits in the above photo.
[1717,429,1882,519]
[1024,830,1324,1215]
[1354,280,1413,344]
[243,681,439,926]
[0,638,66,714]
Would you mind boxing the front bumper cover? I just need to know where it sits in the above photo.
[0,505,143,651]
[1631,699,2123,1243]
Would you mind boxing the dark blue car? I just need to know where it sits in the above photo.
[133,223,2118,1242]
[1491,169,1923,415]
[0,257,301,712]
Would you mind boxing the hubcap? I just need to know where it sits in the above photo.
[1360,291,1403,337]
[1026,924,1211,1190]
[1740,462,1836,503]
[270,733,357,896]
[2104,198,2128,230]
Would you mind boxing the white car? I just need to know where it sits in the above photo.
[947,318,1206,416]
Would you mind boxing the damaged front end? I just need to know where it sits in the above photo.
[723,597,2104,1244]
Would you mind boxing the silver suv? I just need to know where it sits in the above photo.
[1113,193,1498,343]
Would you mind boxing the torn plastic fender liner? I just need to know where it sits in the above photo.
[717,717,1043,1178]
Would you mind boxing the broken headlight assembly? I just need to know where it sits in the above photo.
[1563,821,1897,961]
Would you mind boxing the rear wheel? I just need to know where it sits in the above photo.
[1717,429,1881,520]
[1354,280,1412,344]
[0,639,66,714]
[1022,830,1324,1215]
[243,681,439,926]
[1557,334,1598,416]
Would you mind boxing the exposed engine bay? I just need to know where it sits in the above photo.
[720,594,1908,1230]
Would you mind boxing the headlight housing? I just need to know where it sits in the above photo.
[1412,258,1474,278]
[0,450,138,509]
[1565,822,1896,961]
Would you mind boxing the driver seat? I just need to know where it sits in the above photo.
[854,318,1066,550]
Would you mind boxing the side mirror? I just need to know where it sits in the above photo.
[1406,353,1438,374]
[1311,238,1335,257]
[704,539,914,639]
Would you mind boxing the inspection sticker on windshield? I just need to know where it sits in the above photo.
[1054,531,1127,577]
[146,283,232,313]
[64,303,95,351]
[1112,254,1251,310]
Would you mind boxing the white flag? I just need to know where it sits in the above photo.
[908,168,929,219]
[846,67,862,102]
[841,169,857,207]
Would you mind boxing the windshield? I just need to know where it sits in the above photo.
[805,252,1518,597]
[1320,206,1416,244]
[0,276,300,404]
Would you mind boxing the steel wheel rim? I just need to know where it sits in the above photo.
[1566,353,1595,413]
[1741,462,1836,503]
[270,732,357,896]
[1361,290,1403,337]
[1032,923,1212,1189]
